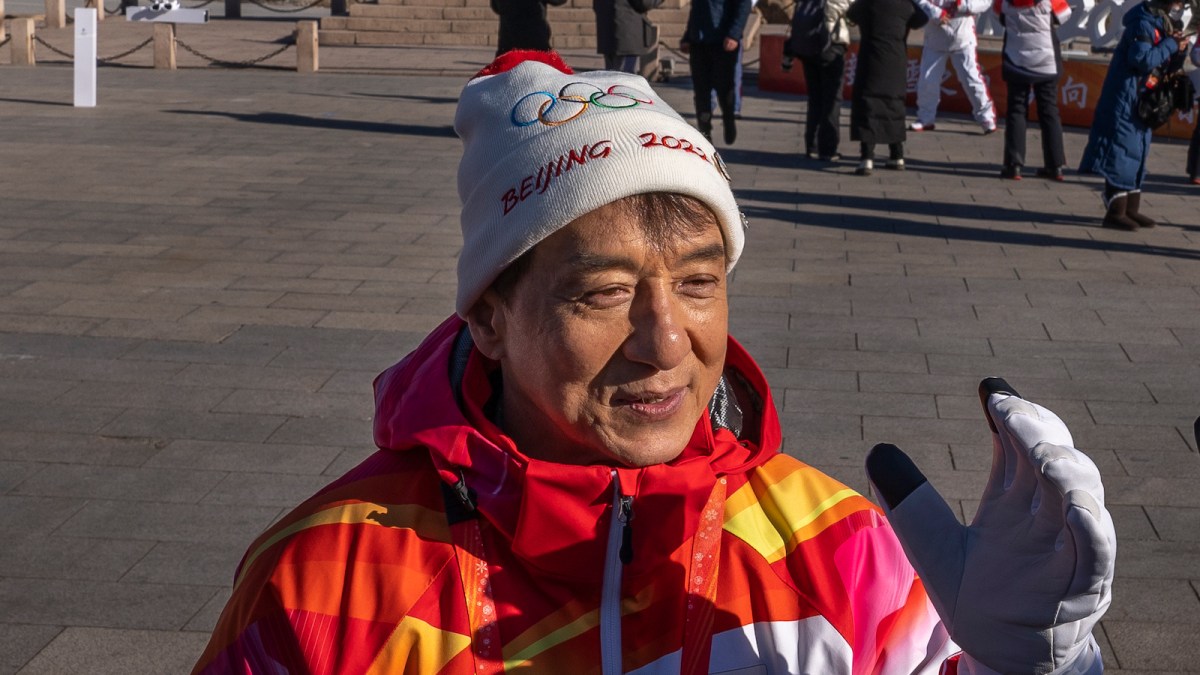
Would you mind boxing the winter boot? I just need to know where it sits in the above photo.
[1125,191,1156,228]
[1102,194,1139,231]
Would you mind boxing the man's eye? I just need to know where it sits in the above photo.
[581,286,630,307]
[680,277,718,296]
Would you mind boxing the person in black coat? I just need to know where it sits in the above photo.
[492,0,568,55]
[846,0,929,175]
[681,0,753,144]
[595,0,663,72]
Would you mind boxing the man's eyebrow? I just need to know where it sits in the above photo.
[566,243,726,272]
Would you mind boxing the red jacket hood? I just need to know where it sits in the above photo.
[372,316,782,582]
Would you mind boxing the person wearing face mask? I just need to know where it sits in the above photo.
[1080,0,1192,229]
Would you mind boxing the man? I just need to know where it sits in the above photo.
[594,0,661,73]
[680,0,752,143]
[910,0,997,134]
[193,50,1114,674]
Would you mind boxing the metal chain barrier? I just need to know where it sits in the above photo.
[244,0,324,12]
[33,34,75,58]
[32,34,155,62]
[175,37,293,67]
[99,36,154,62]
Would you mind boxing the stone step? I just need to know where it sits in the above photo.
[320,0,696,51]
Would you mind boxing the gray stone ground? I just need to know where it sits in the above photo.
[0,33,1198,675]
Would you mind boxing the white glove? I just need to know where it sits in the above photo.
[866,377,1116,675]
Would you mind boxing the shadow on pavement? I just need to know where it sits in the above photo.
[740,203,1200,261]
[166,110,457,137]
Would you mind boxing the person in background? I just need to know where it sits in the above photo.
[995,0,1069,180]
[681,0,752,143]
[492,0,568,55]
[911,0,997,134]
[784,0,852,160]
[1186,39,1200,185]
[713,0,760,117]
[595,0,662,73]
[1080,0,1191,228]
[847,0,930,175]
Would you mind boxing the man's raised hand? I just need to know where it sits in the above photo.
[865,377,1115,674]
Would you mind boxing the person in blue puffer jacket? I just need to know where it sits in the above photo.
[1079,0,1191,230]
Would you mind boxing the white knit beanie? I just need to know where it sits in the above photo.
[453,51,745,317]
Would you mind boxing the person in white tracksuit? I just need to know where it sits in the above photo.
[911,0,998,133]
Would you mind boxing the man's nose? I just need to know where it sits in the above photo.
[623,284,690,371]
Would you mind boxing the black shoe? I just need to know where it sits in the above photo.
[1035,167,1065,182]
[723,116,737,145]
[1000,165,1022,180]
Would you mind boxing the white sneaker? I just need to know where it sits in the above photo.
[909,121,935,132]
[855,159,874,176]
[886,157,905,170]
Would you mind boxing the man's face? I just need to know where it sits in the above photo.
[470,201,729,467]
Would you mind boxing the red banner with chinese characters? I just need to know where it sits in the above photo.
[758,32,1198,139]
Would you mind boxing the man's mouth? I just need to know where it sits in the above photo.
[613,388,687,419]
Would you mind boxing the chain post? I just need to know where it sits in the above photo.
[13,17,35,65]
[225,0,240,18]
[46,0,67,29]
[87,0,105,22]
[296,20,317,72]
[153,22,176,68]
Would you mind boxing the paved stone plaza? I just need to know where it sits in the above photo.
[0,37,1198,674]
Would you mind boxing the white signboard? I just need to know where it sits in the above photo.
[74,8,97,107]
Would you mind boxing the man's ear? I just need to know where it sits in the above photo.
[464,290,508,361]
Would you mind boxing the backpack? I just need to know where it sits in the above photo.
[784,0,831,59]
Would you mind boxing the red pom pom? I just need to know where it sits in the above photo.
[472,50,574,79]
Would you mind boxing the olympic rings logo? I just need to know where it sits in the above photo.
[511,82,654,128]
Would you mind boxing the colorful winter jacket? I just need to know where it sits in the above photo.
[192,316,961,674]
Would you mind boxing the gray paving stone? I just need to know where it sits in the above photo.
[0,537,155,582]
[145,439,341,475]
[13,465,226,504]
[0,624,63,675]
[267,416,376,448]
[101,409,287,444]
[121,541,248,587]
[201,472,335,508]
[1104,578,1200,624]
[0,431,167,466]
[184,588,233,634]
[1143,506,1200,542]
[1104,621,1200,671]
[0,497,86,537]
[57,500,279,547]
[15,627,210,675]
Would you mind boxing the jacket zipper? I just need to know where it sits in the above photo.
[600,471,634,675]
